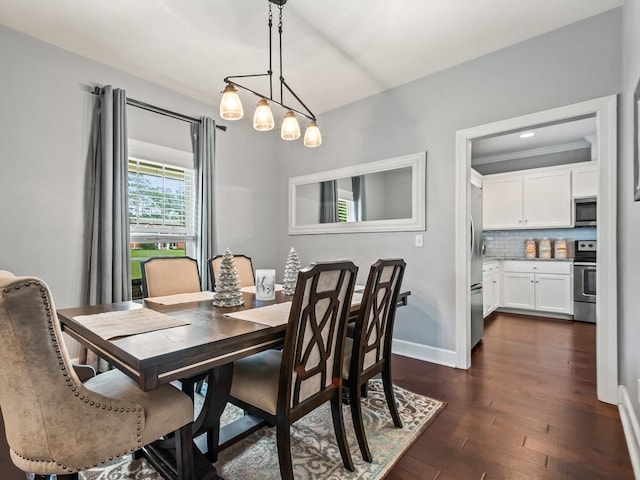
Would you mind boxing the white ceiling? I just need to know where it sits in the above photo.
[0,0,623,115]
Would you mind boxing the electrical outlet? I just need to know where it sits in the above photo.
[415,234,424,247]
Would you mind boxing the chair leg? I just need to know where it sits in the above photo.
[206,421,220,463]
[330,394,354,471]
[195,379,205,395]
[361,381,368,398]
[382,368,403,428]
[56,475,79,480]
[175,423,195,480]
[349,381,373,462]
[276,423,294,480]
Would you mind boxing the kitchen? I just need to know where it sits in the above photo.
[469,116,598,348]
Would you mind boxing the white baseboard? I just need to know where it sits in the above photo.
[392,339,457,367]
[618,385,640,479]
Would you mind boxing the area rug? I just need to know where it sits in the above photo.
[80,380,445,480]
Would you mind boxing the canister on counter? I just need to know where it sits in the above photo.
[539,237,552,259]
[525,238,537,259]
[554,238,567,259]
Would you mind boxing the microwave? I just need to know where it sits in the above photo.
[575,197,596,226]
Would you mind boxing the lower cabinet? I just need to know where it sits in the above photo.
[483,262,501,317]
[501,261,573,315]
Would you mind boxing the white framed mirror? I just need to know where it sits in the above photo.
[288,152,426,234]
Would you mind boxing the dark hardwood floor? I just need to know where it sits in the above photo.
[387,312,634,480]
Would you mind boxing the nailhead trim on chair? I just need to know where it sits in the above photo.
[4,281,144,474]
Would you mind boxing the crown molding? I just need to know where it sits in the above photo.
[473,139,591,165]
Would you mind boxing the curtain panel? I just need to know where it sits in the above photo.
[192,116,217,291]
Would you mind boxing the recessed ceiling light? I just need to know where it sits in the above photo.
[520,132,535,138]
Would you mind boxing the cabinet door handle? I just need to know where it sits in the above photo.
[524,219,528,224]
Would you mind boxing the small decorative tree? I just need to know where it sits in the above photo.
[212,249,244,307]
[282,247,301,296]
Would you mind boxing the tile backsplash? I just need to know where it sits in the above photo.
[483,227,596,258]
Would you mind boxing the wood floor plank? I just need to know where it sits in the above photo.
[386,312,634,479]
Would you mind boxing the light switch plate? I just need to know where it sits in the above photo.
[415,234,424,247]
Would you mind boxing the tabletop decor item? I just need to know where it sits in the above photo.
[554,238,568,259]
[282,247,301,295]
[525,238,537,259]
[255,269,277,301]
[212,249,244,307]
[538,238,552,259]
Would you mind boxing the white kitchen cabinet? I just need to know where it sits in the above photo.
[502,272,536,310]
[483,169,572,230]
[483,176,523,229]
[571,163,598,198]
[534,273,573,314]
[522,170,572,228]
[501,261,573,315]
[483,261,501,317]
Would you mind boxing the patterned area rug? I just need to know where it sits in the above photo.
[79,380,445,480]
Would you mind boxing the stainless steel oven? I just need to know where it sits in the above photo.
[573,240,596,323]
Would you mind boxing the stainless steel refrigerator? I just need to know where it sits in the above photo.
[470,184,484,348]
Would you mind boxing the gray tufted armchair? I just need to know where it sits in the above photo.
[0,275,195,480]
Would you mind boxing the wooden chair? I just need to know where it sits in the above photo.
[225,261,358,480]
[209,254,254,289]
[0,275,194,480]
[140,256,201,297]
[343,258,406,462]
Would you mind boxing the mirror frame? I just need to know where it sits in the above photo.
[288,152,426,234]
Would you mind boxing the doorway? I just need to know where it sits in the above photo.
[453,95,617,404]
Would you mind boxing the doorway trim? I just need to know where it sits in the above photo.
[454,95,618,404]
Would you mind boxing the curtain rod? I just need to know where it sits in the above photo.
[92,86,227,132]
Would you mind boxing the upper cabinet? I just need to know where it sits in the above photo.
[571,163,598,198]
[483,169,572,230]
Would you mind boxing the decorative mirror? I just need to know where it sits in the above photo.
[288,152,426,234]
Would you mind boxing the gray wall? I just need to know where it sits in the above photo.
[620,0,640,422]
[276,10,622,354]
[0,25,280,313]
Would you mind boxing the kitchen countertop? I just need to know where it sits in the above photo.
[484,257,574,262]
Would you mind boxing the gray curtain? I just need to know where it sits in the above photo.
[192,116,217,291]
[84,86,130,369]
[320,180,338,223]
[352,175,366,221]
[86,86,131,305]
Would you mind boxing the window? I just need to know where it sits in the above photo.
[337,198,356,223]
[337,188,356,223]
[127,140,195,287]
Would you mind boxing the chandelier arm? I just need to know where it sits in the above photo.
[280,78,317,121]
[228,80,315,122]
[224,73,271,82]
[268,3,274,101]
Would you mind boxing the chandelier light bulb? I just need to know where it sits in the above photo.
[281,111,301,140]
[220,84,244,120]
[303,121,322,147]
[253,98,275,131]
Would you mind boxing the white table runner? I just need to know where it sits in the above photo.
[73,308,190,339]
[145,291,215,305]
[224,302,292,327]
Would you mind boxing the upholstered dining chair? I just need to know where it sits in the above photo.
[209,254,254,288]
[0,275,195,480]
[343,258,406,462]
[226,261,358,480]
[140,256,201,297]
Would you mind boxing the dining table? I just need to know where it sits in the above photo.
[57,288,410,480]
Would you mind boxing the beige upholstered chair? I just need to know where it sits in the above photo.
[343,259,406,462]
[209,254,254,289]
[140,256,201,297]
[0,276,195,480]
[226,261,358,480]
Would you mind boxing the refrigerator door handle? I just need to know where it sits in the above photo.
[470,214,475,259]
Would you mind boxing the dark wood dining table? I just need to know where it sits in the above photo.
[57,289,410,480]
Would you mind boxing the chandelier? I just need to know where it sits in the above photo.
[219,0,322,147]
